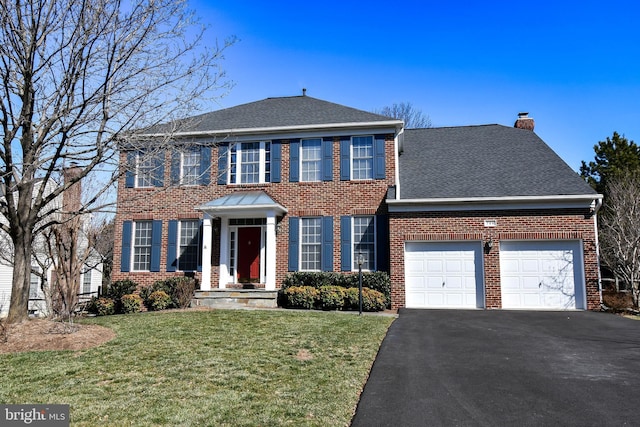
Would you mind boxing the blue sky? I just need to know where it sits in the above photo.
[193,0,640,171]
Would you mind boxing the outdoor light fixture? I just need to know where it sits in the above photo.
[485,237,494,252]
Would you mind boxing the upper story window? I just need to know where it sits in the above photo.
[181,149,201,185]
[133,221,153,271]
[171,146,211,186]
[229,141,271,184]
[137,154,156,187]
[290,138,332,182]
[351,136,374,180]
[301,138,322,182]
[339,135,385,181]
[125,151,164,188]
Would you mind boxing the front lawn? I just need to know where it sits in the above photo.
[0,310,393,426]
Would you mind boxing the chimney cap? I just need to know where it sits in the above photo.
[514,112,535,131]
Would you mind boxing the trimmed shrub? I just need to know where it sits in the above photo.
[104,279,139,313]
[361,288,387,312]
[104,279,138,300]
[344,287,360,310]
[283,286,319,309]
[318,286,345,311]
[146,290,172,311]
[282,272,334,289]
[92,297,115,316]
[281,271,391,308]
[120,294,143,314]
[140,277,197,310]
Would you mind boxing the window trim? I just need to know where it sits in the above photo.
[176,219,200,272]
[180,149,202,186]
[351,216,376,271]
[300,138,322,182]
[350,135,374,181]
[299,217,323,271]
[228,141,272,185]
[132,220,153,271]
[135,153,156,188]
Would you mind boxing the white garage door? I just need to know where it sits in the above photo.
[404,242,484,308]
[500,241,586,310]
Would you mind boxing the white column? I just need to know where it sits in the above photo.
[201,215,212,291]
[218,217,230,289]
[265,212,277,290]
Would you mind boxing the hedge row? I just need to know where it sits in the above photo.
[281,285,387,312]
[88,277,197,316]
[281,271,391,308]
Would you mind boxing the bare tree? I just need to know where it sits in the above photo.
[599,171,640,309]
[0,0,234,323]
[373,102,432,128]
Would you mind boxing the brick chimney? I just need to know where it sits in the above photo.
[62,163,82,214]
[514,112,534,131]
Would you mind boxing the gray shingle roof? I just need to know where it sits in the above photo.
[145,96,396,134]
[399,125,596,199]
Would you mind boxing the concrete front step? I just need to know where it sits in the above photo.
[192,289,278,309]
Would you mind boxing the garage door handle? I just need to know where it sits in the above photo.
[539,282,542,288]
[442,282,445,287]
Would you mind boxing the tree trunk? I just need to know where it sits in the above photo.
[7,230,33,323]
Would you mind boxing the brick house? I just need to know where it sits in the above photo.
[112,96,602,310]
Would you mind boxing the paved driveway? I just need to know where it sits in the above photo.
[351,309,640,426]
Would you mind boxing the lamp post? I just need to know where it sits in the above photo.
[357,251,365,316]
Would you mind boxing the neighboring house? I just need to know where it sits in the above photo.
[112,95,602,310]
[0,169,103,317]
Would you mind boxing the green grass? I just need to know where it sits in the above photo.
[0,310,393,426]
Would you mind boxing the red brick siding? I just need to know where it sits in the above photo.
[389,209,600,310]
[112,135,396,288]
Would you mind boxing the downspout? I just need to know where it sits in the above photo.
[394,127,404,199]
[592,197,604,308]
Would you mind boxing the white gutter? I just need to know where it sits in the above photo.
[387,194,604,212]
[138,120,404,139]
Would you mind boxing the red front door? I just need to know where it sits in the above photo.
[237,227,261,283]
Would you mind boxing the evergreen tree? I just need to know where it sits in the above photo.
[580,132,640,195]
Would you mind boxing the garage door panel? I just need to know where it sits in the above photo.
[407,260,425,274]
[405,242,483,309]
[445,259,463,273]
[500,241,585,310]
[427,260,444,272]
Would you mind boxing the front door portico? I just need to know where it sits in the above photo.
[196,191,287,291]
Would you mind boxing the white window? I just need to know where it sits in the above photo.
[301,138,322,182]
[29,273,40,299]
[82,269,92,294]
[136,153,156,187]
[177,220,199,271]
[133,221,153,271]
[353,216,375,270]
[229,141,271,184]
[352,136,374,180]
[181,150,201,185]
[301,218,322,271]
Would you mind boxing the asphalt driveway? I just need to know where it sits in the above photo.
[351,309,640,426]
